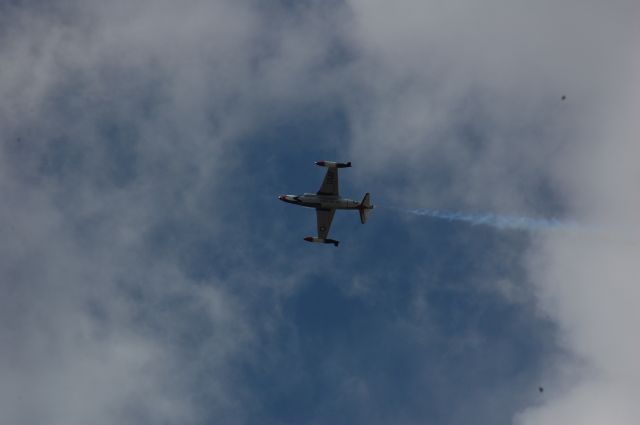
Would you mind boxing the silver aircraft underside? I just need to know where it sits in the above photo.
[278,161,373,246]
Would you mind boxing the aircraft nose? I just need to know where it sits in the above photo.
[278,195,286,201]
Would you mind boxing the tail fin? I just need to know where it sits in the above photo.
[359,193,373,224]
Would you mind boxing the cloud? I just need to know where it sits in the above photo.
[344,0,638,211]
[0,1,341,423]
[3,0,638,424]
[516,55,640,425]
[342,1,640,424]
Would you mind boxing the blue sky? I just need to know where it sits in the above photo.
[235,112,552,425]
[1,1,639,425]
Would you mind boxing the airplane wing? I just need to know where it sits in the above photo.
[316,208,336,239]
[317,168,339,196]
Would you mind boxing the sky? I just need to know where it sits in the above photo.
[1,0,639,424]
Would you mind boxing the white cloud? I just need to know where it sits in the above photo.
[343,1,640,424]
[517,55,640,425]
[2,0,639,423]
[344,0,639,210]
[0,1,341,423]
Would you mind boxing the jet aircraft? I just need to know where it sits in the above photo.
[278,161,373,246]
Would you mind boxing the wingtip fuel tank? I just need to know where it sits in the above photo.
[304,236,340,247]
[315,160,352,168]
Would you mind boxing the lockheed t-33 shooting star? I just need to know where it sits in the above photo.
[278,161,373,247]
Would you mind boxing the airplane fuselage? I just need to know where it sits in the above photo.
[279,193,360,210]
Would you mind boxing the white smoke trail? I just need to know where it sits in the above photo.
[396,207,569,231]
[385,207,640,249]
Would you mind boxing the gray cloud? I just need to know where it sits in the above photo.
[342,1,640,424]
[516,57,640,425]
[2,0,638,424]
[0,1,343,423]
[345,0,638,210]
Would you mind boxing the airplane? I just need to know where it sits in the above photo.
[278,161,373,247]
